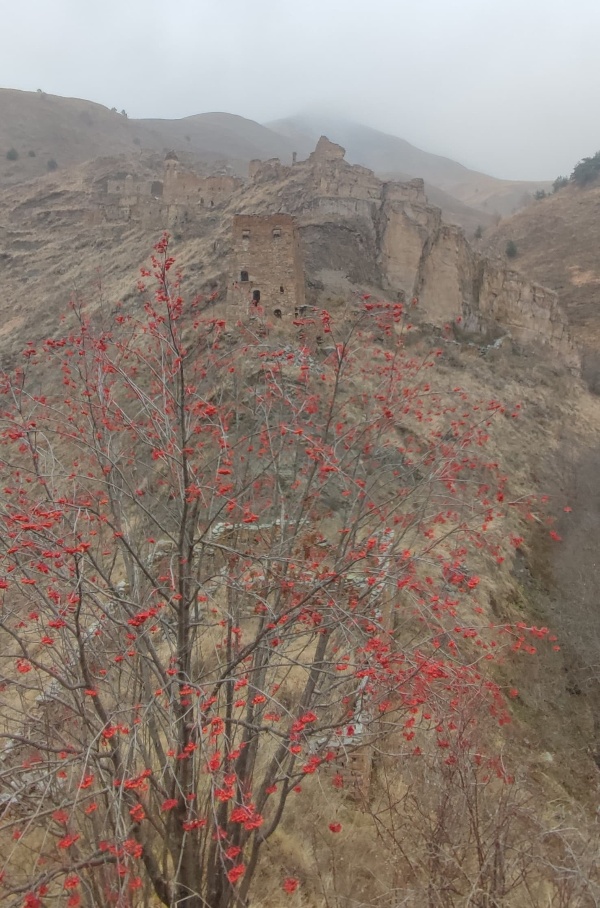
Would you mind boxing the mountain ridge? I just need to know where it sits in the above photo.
[1,87,546,224]
[267,114,550,215]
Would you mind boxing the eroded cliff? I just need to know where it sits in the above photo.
[244,137,578,368]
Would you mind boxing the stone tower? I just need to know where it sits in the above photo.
[163,151,180,199]
[229,214,306,317]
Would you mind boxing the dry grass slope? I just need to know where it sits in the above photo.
[2,88,545,228]
[483,181,600,387]
[2,131,600,903]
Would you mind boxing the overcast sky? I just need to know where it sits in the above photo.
[1,0,598,180]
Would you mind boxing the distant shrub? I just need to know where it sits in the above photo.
[28,150,36,157]
[6,148,18,161]
[46,159,58,172]
[553,176,569,193]
[474,225,483,240]
[133,136,141,146]
[571,152,600,187]
[505,240,518,259]
[534,189,547,200]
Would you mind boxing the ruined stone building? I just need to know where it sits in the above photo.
[85,135,576,367]
[163,153,241,207]
[241,137,578,367]
[92,152,243,225]
[228,214,306,318]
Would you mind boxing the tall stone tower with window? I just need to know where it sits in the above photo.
[229,214,306,317]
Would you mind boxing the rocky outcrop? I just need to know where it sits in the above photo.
[477,264,574,360]
[309,136,346,164]
[417,224,479,325]
[378,179,440,297]
[250,137,579,369]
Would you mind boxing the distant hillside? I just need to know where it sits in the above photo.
[482,182,600,388]
[404,180,494,235]
[140,112,293,170]
[268,115,549,217]
[0,89,160,185]
[0,89,296,188]
[0,88,542,231]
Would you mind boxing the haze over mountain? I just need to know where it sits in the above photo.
[0,90,291,183]
[268,114,549,217]
[0,88,549,228]
[3,0,599,181]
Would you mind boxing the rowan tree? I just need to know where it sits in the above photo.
[0,236,552,908]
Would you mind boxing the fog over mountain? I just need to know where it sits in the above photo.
[0,87,549,222]
[2,0,599,180]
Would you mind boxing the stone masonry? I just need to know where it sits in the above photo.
[241,137,578,368]
[163,154,241,206]
[228,214,306,317]
[87,136,577,368]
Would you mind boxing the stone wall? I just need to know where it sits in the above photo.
[163,160,241,206]
[477,263,575,360]
[228,214,306,317]
[248,158,289,183]
[378,179,439,296]
[309,136,346,164]
[95,158,241,225]
[85,199,164,227]
[416,224,479,324]
[106,174,158,202]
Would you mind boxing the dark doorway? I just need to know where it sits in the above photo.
[252,289,261,305]
[240,271,249,282]
[273,308,282,319]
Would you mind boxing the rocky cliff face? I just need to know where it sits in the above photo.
[244,137,578,368]
[0,138,577,370]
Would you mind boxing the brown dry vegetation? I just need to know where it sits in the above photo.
[1,153,599,790]
[2,294,599,905]
[482,189,600,717]
[2,111,600,903]
[1,88,546,229]
[483,182,600,389]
